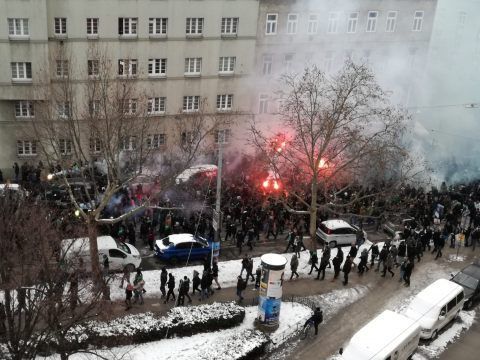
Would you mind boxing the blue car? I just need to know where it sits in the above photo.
[154,233,219,263]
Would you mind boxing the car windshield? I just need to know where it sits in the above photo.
[116,240,131,254]
[196,237,208,246]
[453,272,479,290]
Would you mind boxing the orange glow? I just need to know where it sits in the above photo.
[273,181,280,190]
[262,180,270,188]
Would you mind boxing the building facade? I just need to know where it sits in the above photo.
[0,0,259,178]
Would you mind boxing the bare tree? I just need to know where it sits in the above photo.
[28,44,230,294]
[0,194,111,360]
[251,61,422,242]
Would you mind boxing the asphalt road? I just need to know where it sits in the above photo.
[438,310,480,360]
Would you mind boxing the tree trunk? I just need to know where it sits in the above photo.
[87,216,109,300]
[309,177,318,250]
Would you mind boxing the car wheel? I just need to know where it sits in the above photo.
[431,330,438,340]
[125,264,135,273]
[329,240,337,248]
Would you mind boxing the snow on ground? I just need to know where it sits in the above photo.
[109,241,376,301]
[268,285,369,360]
[40,302,312,360]
[447,254,467,262]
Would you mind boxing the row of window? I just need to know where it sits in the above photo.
[16,129,232,156]
[13,94,234,119]
[265,10,425,35]
[10,57,237,81]
[7,17,239,38]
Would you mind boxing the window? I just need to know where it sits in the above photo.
[59,139,72,155]
[15,101,34,118]
[54,17,67,35]
[88,100,101,116]
[57,102,71,118]
[183,96,200,112]
[324,51,333,72]
[147,97,166,114]
[118,59,137,76]
[456,292,464,303]
[55,60,69,78]
[216,94,233,111]
[8,18,29,37]
[122,99,137,115]
[328,12,339,33]
[17,140,37,156]
[447,297,457,312]
[181,131,194,146]
[221,17,238,36]
[308,14,319,34]
[146,134,166,149]
[89,137,101,154]
[149,18,168,35]
[258,94,268,114]
[86,18,98,36]
[413,11,424,32]
[118,17,137,36]
[284,53,293,72]
[148,58,167,76]
[262,54,272,75]
[215,129,231,144]
[122,136,137,151]
[109,249,126,258]
[184,58,202,76]
[186,18,203,36]
[219,56,236,74]
[287,14,298,34]
[266,13,277,34]
[88,59,99,77]
[347,12,358,33]
[366,11,378,32]
[386,11,397,32]
[11,62,32,81]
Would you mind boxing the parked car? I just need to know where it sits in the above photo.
[450,260,480,309]
[175,164,217,185]
[316,219,366,247]
[154,233,219,263]
[62,235,141,272]
[404,279,464,340]
[340,310,421,360]
[383,216,415,239]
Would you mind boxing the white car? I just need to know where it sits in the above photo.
[316,219,366,247]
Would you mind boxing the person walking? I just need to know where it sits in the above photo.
[368,242,379,268]
[182,276,192,303]
[160,267,168,298]
[164,273,176,303]
[376,246,388,272]
[308,250,319,275]
[381,253,395,277]
[200,271,209,301]
[331,252,342,281]
[435,231,445,260]
[236,229,244,254]
[236,276,246,302]
[245,256,255,283]
[254,265,262,290]
[212,258,221,290]
[342,255,353,286]
[316,252,330,280]
[240,256,249,277]
[102,254,109,277]
[294,236,302,258]
[120,266,131,288]
[284,229,296,253]
[125,283,134,310]
[133,277,145,305]
[357,248,369,275]
[290,254,299,280]
[403,258,414,287]
[192,270,201,295]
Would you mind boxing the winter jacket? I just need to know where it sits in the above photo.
[348,245,358,259]
[160,270,168,286]
[167,275,175,290]
[342,258,352,274]
[290,255,299,271]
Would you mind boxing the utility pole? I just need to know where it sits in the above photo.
[212,140,223,265]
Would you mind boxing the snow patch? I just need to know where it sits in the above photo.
[447,254,467,262]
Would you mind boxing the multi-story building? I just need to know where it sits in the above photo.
[0,0,259,178]
[253,0,438,124]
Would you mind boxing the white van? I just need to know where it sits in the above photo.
[341,310,421,360]
[62,236,141,272]
[404,278,465,339]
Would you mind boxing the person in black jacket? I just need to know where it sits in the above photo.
[376,247,388,272]
[192,270,201,294]
[212,258,221,290]
[160,267,168,298]
[316,252,330,280]
[236,276,246,302]
[303,307,323,335]
[245,256,255,282]
[368,243,379,267]
[308,250,319,275]
[164,273,176,303]
[342,255,352,286]
[403,258,414,287]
